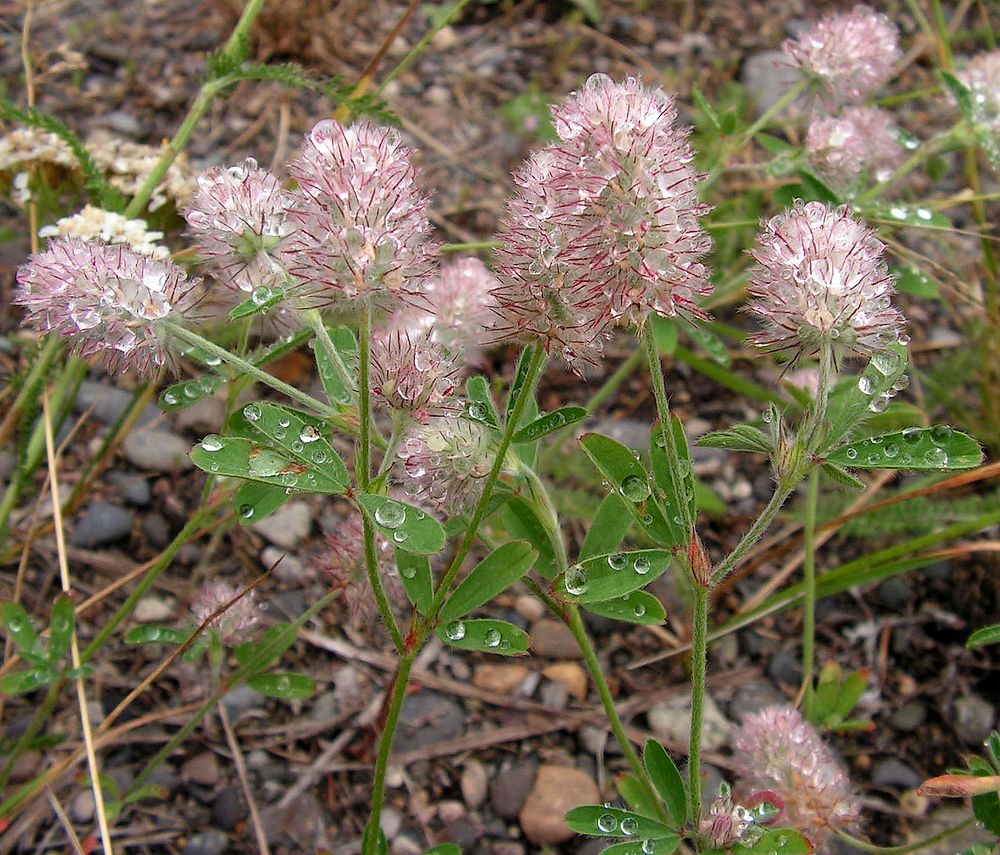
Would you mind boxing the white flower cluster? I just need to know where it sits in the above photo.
[39,205,169,260]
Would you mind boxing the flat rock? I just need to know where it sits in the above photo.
[726,678,785,719]
[394,691,465,753]
[953,693,995,744]
[542,662,588,701]
[182,830,228,855]
[473,664,531,695]
[260,791,325,848]
[251,501,312,550]
[174,395,227,435]
[181,752,220,788]
[134,594,175,623]
[491,763,537,820]
[461,759,488,809]
[211,786,246,831]
[519,765,599,845]
[261,545,308,583]
[122,428,193,472]
[530,618,582,659]
[648,693,731,752]
[106,470,152,506]
[74,379,158,426]
[872,758,921,789]
[72,502,133,548]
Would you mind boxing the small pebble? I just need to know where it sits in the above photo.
[519,765,599,845]
[514,595,545,623]
[541,662,588,701]
[71,790,95,823]
[473,664,530,695]
[251,501,313,550]
[181,752,220,788]
[72,502,133,548]
[648,693,731,751]
[461,759,488,809]
[122,429,193,472]
[491,763,537,820]
[530,619,582,659]
[211,786,246,831]
[872,758,922,789]
[953,693,996,744]
[134,594,175,623]
[182,830,228,855]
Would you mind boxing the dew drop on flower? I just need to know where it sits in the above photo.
[445,620,466,641]
[374,501,406,529]
[200,434,223,452]
[597,814,618,833]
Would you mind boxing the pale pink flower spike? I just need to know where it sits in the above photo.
[806,107,905,191]
[191,581,260,644]
[370,329,461,422]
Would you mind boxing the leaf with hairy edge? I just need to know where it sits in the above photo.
[557,550,671,604]
[356,494,446,556]
[230,286,286,319]
[191,436,347,494]
[47,595,75,663]
[314,326,356,405]
[579,493,631,562]
[233,482,290,526]
[465,376,500,430]
[502,497,558,580]
[643,739,687,827]
[648,419,695,545]
[440,542,536,621]
[513,407,587,443]
[160,376,225,412]
[125,626,189,645]
[437,618,529,655]
[968,624,1000,649]
[564,806,676,839]
[1,602,45,665]
[823,345,908,451]
[0,669,55,694]
[584,591,665,625]
[697,424,771,454]
[247,672,315,699]
[396,552,433,615]
[600,840,679,855]
[616,773,662,820]
[827,426,982,471]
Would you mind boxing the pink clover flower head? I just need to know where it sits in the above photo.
[701,785,755,847]
[317,512,404,625]
[422,257,499,360]
[806,107,905,190]
[285,120,434,309]
[784,5,900,103]
[491,148,610,371]
[732,705,858,843]
[747,202,905,357]
[552,74,713,327]
[184,157,295,293]
[370,328,461,421]
[395,418,497,516]
[191,581,259,643]
[14,237,200,378]
[956,51,1000,133]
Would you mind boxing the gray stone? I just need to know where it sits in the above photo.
[71,790,95,822]
[100,110,141,136]
[74,379,158,426]
[211,786,246,831]
[72,502,133,548]
[871,758,922,789]
[174,395,227,435]
[261,546,308,583]
[529,619,582,659]
[181,752,220,788]
[890,700,927,732]
[182,830,228,855]
[578,725,623,756]
[741,50,806,119]
[146,764,181,797]
[143,512,170,548]
[874,577,912,612]
[647,693,731,752]
[122,428,193,472]
[588,418,647,450]
[394,691,465,753]
[0,450,15,483]
[539,679,569,710]
[221,685,263,720]
[251,501,312,550]
[106,470,151,506]
[953,693,996,744]
[259,792,324,848]
[767,648,803,688]
[490,763,537,820]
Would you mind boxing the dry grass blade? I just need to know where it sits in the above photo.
[44,788,85,855]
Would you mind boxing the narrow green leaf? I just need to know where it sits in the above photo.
[941,71,973,120]
[893,266,940,299]
[692,86,722,130]
[124,626,189,645]
[313,326,356,405]
[437,618,529,655]
[47,594,75,663]
[987,732,1000,772]
[396,552,433,615]
[557,550,671,604]
[600,840,679,855]
[643,739,687,827]
[424,846,461,855]
[362,821,388,855]
[833,668,870,720]
[0,668,55,694]
[513,407,587,443]
[238,401,350,487]
[191,435,347,493]
[230,286,286,319]
[505,347,537,427]
[734,828,812,855]
[822,462,866,491]
[648,419,694,546]
[584,591,665,625]
[233,482,290,526]
[862,203,952,229]
[234,622,295,671]
[686,326,731,367]
[968,624,1000,649]
[356,494,446,555]
[651,316,679,355]
[697,424,771,454]
[823,346,908,450]
[579,493,631,562]
[616,772,662,820]
[827,426,982,471]
[564,805,676,839]
[1,602,44,663]
[465,376,500,430]
[441,542,537,621]
[501,497,558,579]
[796,168,840,204]
[757,133,794,156]
[159,375,224,412]
[248,672,315,699]
[64,665,93,680]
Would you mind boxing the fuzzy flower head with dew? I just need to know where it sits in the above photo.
[806,107,905,192]
[285,120,435,310]
[316,512,405,626]
[491,147,612,371]
[783,5,901,104]
[39,205,169,260]
[184,157,296,293]
[191,581,260,644]
[370,328,462,422]
[15,237,201,378]
[732,705,859,844]
[747,201,905,358]
[551,74,713,328]
[395,417,500,517]
[956,50,1000,134]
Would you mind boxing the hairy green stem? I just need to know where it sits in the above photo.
[834,818,974,855]
[363,652,415,855]
[688,585,709,831]
[162,321,334,417]
[710,483,794,587]
[357,305,374,490]
[304,308,356,399]
[123,0,269,217]
[800,468,820,719]
[362,513,405,654]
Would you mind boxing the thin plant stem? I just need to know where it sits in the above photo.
[377,0,475,91]
[834,818,974,855]
[687,584,709,830]
[363,653,415,855]
[856,127,960,203]
[800,468,820,719]
[710,483,795,586]
[362,513,405,654]
[42,395,113,854]
[217,701,271,855]
[0,335,62,452]
[123,0,269,217]
[358,305,374,489]
[439,241,501,252]
[162,321,334,418]
[304,308,355,397]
